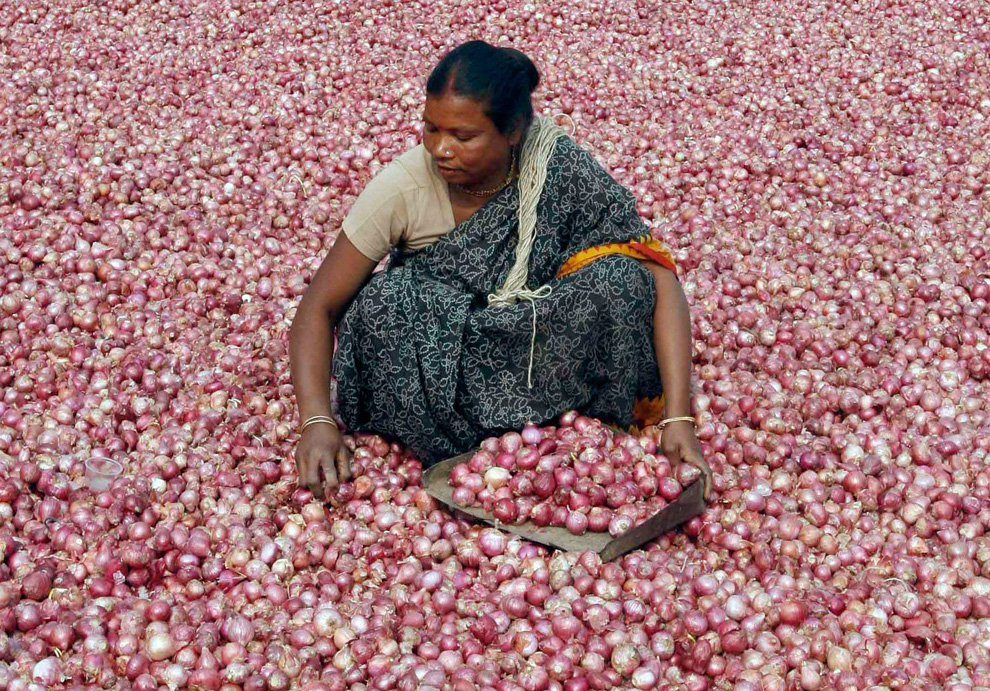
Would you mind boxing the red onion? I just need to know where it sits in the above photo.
[470,615,498,645]
[3,6,987,690]
[221,614,254,645]
[21,570,53,601]
[146,632,176,662]
[521,424,544,447]
[566,511,589,535]
[450,413,687,531]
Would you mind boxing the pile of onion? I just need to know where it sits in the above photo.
[449,413,698,535]
[1,0,989,689]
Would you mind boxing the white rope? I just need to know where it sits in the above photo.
[487,117,567,388]
[552,112,576,136]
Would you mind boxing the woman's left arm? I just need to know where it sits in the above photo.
[642,262,713,499]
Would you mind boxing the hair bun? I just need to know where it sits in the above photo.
[501,47,540,93]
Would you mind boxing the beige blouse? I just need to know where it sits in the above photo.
[341,145,457,262]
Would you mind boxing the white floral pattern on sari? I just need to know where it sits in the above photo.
[333,137,663,464]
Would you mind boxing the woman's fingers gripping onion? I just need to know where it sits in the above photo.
[656,422,713,500]
[295,425,351,501]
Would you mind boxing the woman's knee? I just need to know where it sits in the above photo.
[573,256,654,304]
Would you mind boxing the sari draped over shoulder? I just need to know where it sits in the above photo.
[333,131,677,464]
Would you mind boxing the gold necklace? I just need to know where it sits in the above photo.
[453,148,516,198]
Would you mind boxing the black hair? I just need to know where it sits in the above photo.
[426,41,540,137]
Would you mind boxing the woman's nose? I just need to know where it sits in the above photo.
[431,138,455,160]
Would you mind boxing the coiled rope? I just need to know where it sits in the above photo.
[487,118,567,388]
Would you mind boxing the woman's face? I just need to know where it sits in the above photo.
[422,92,521,189]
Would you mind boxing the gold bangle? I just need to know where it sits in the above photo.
[300,416,339,433]
[656,416,696,429]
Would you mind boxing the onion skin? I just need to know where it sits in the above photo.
[20,571,53,601]
[2,3,987,689]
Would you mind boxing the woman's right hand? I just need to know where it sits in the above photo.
[295,424,352,501]
[289,234,375,502]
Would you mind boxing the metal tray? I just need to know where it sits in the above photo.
[423,451,706,562]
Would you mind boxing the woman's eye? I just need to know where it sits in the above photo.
[455,134,472,142]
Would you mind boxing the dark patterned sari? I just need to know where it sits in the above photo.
[333,136,678,465]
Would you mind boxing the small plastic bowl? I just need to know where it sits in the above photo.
[85,456,123,491]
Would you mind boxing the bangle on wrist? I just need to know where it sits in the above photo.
[300,415,339,433]
[645,416,696,443]
[656,415,696,429]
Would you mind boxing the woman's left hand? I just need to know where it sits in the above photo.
[655,421,713,500]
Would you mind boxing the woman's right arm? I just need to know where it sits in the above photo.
[289,234,377,500]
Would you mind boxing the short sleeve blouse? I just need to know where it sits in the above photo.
[341,145,456,262]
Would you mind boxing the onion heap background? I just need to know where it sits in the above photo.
[2,0,990,689]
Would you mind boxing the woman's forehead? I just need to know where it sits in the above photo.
[423,93,491,130]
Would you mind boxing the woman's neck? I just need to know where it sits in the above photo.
[456,150,514,196]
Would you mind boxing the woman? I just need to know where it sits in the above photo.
[290,41,712,501]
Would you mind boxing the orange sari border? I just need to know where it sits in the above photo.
[557,235,677,278]
[556,235,678,279]
[629,241,678,275]
[630,394,667,434]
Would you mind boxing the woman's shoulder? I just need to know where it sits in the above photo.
[537,124,636,210]
[543,130,612,187]
[389,144,438,190]
[538,127,597,172]
[357,144,434,199]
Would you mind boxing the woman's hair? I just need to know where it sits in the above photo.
[426,41,540,137]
